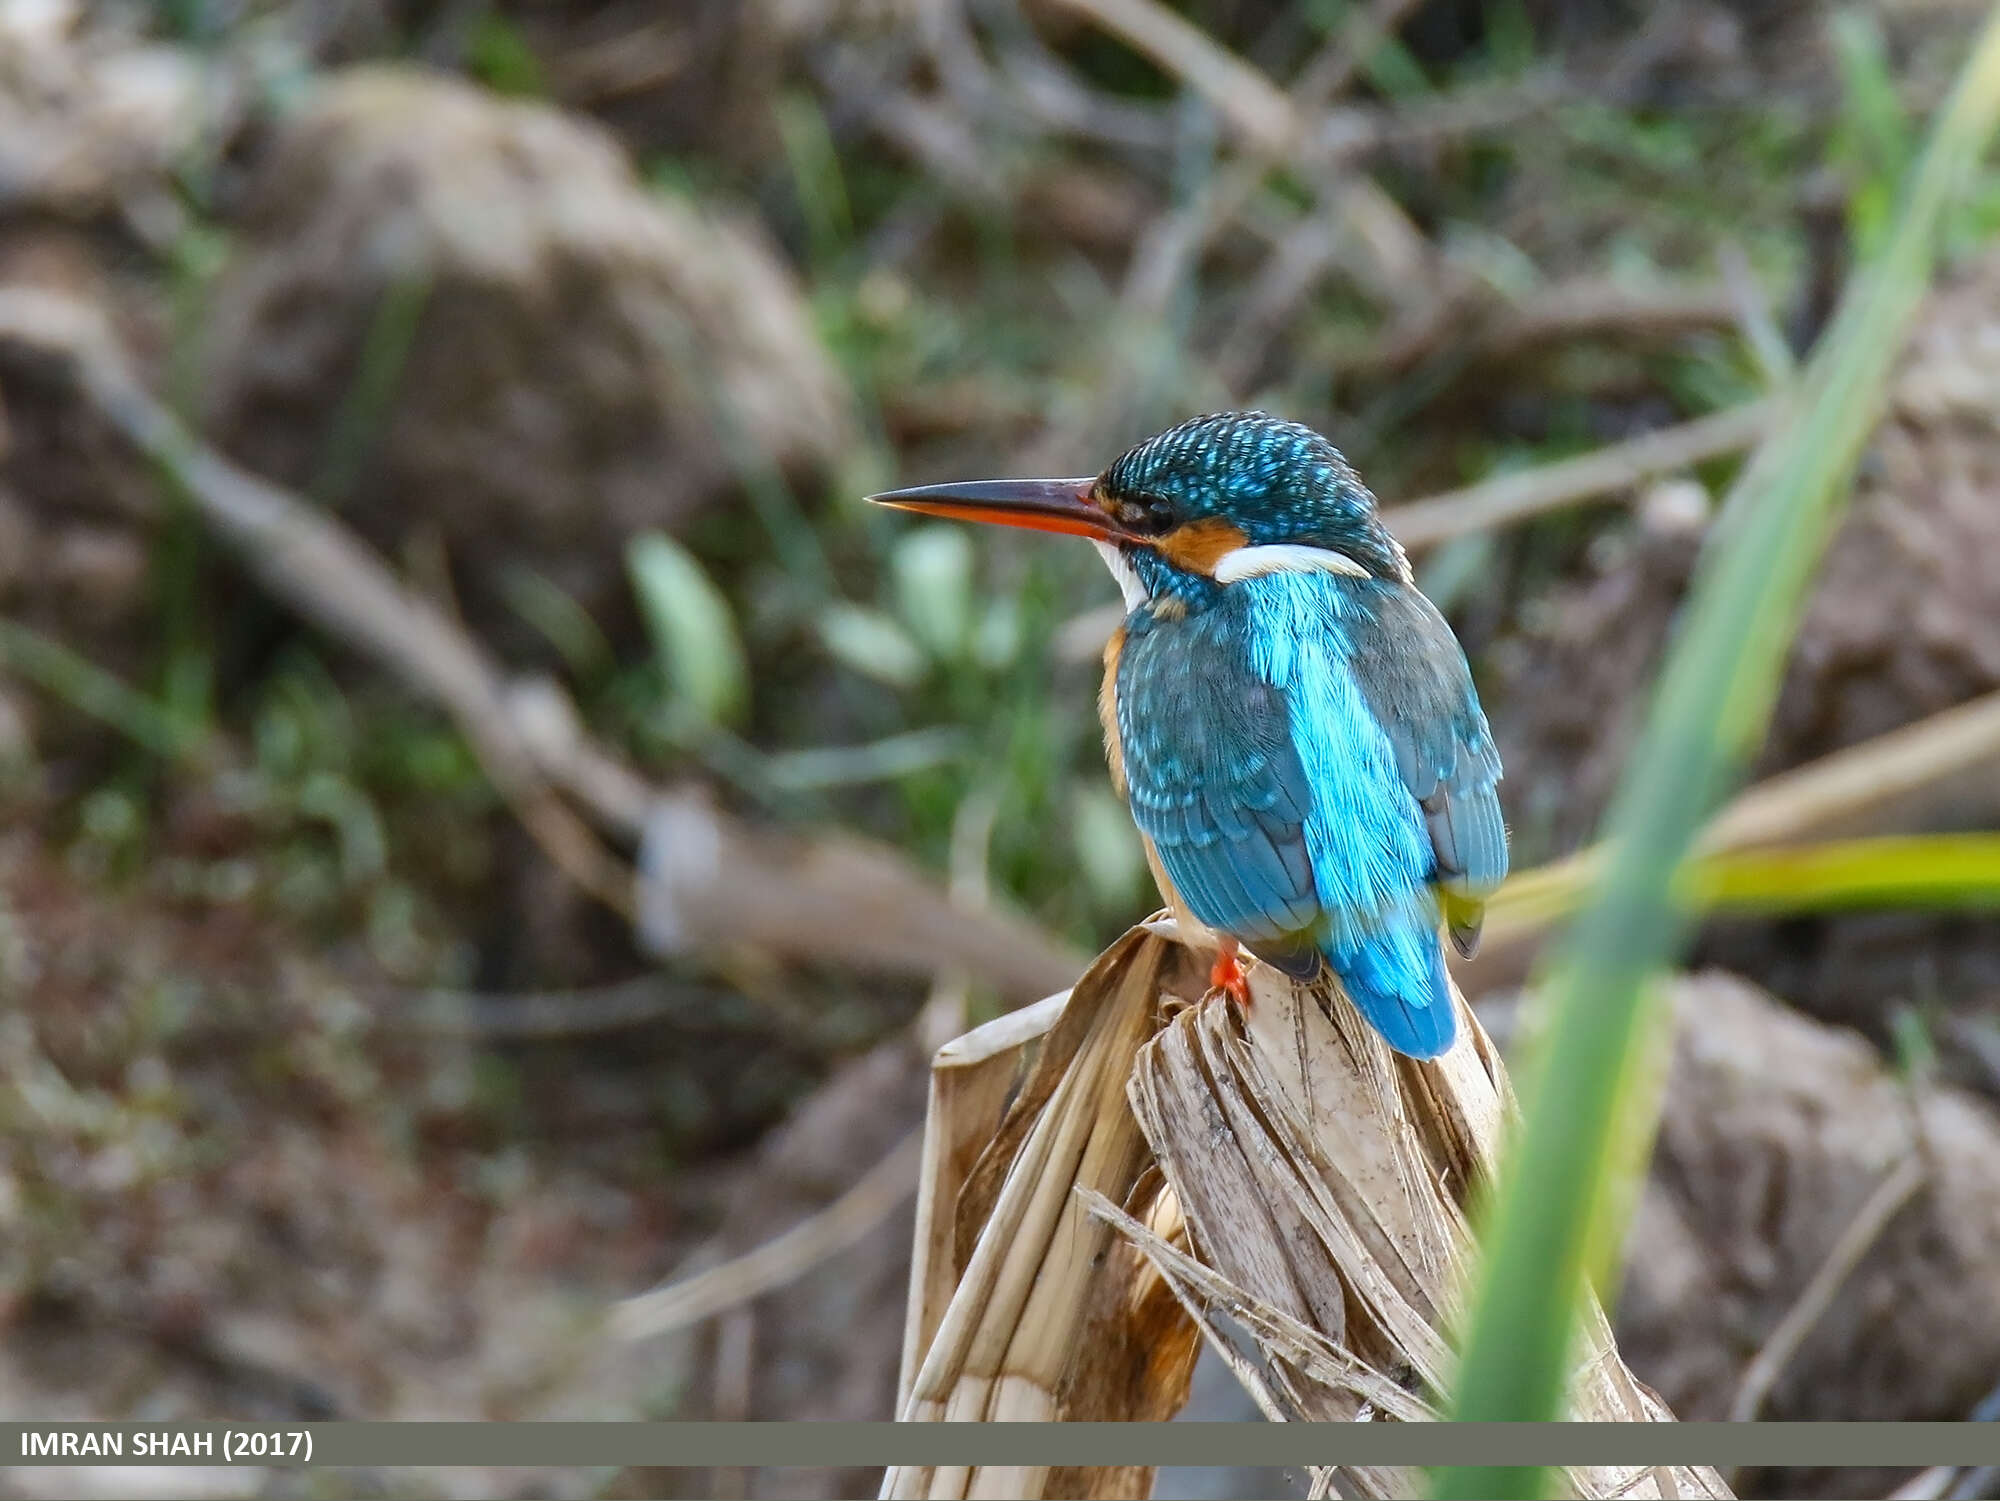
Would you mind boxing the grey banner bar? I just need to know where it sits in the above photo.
[2,1422,1998,1469]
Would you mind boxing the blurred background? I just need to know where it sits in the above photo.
[1,0,1999,1497]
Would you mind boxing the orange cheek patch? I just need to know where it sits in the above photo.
[1157,517,1249,575]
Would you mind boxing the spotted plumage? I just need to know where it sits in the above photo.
[869,411,1507,1059]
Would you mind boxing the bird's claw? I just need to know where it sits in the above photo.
[1208,939,1252,1008]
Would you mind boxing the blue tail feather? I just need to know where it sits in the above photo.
[1328,924,1455,1059]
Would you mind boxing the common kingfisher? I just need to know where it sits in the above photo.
[869,412,1506,1059]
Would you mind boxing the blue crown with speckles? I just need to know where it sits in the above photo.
[1102,412,1381,546]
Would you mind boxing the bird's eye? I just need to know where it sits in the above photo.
[1112,493,1176,534]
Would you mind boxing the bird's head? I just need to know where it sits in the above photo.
[868,412,1408,608]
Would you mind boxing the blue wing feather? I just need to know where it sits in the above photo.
[1338,579,1508,955]
[1239,572,1457,1056]
[1117,606,1321,959]
[1114,570,1503,1060]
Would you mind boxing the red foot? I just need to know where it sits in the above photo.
[1208,938,1252,1007]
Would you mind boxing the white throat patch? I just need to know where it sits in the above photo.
[1211,543,1371,585]
[1091,539,1150,609]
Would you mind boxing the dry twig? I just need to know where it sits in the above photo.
[1103,0,1436,325]
[1354,276,1741,380]
[613,1130,926,1342]
[0,287,1084,1001]
[381,975,737,1039]
[1700,687,2000,851]
[1047,0,1295,154]
[1727,1154,1931,1423]
[0,292,640,914]
[1383,399,1779,550]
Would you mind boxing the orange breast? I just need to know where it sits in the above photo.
[1098,623,1127,795]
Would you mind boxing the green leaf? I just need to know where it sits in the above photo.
[891,524,976,661]
[498,564,612,677]
[1890,1003,1939,1084]
[1362,35,1431,100]
[1071,782,1148,911]
[1830,7,1926,261]
[626,531,750,729]
[775,92,853,269]
[467,13,546,98]
[0,617,191,761]
[816,603,928,689]
[972,596,1024,672]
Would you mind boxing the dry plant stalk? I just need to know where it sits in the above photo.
[888,917,1731,1501]
[888,929,1206,1501]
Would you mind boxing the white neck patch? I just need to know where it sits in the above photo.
[1212,543,1371,585]
[1091,539,1150,609]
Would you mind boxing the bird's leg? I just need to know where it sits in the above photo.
[1208,937,1251,1007]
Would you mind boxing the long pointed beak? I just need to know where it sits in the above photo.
[866,477,1113,540]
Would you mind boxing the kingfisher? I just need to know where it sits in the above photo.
[869,412,1506,1058]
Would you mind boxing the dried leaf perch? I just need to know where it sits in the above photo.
[886,918,1732,1501]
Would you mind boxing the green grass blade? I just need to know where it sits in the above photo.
[0,617,192,762]
[1688,833,2000,912]
[1437,10,2000,1497]
[1482,832,2000,934]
